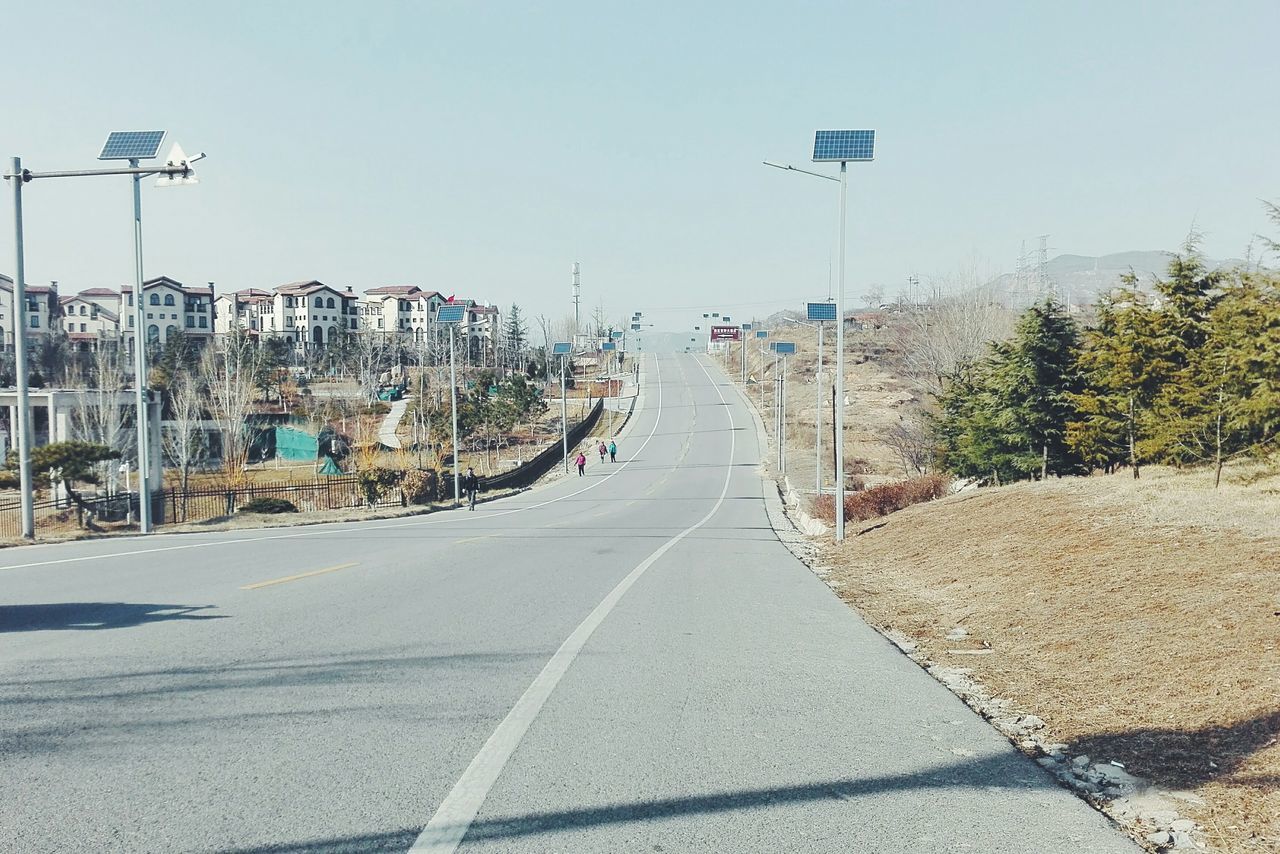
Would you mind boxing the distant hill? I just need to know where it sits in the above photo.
[990,250,1247,309]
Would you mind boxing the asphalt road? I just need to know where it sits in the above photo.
[0,353,1136,853]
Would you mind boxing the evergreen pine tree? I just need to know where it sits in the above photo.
[987,298,1085,478]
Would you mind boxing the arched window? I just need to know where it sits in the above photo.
[164,294,175,306]
[327,298,335,309]
[312,325,324,345]
[146,324,160,341]
[314,297,323,308]
[149,294,160,305]
[79,305,87,315]
[166,325,177,339]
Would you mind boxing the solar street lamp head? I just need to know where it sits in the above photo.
[812,130,875,162]
[99,130,166,161]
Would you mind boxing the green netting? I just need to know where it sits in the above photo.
[275,426,319,461]
[317,455,344,476]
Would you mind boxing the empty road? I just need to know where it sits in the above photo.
[0,353,1135,853]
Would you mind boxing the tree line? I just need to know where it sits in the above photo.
[932,248,1280,486]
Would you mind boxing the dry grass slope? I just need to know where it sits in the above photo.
[822,467,1279,853]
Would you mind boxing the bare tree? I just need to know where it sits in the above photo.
[69,342,130,492]
[202,332,260,484]
[161,366,208,519]
[893,266,1014,399]
[883,411,935,477]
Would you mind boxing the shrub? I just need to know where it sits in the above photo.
[357,467,403,506]
[812,474,948,524]
[240,497,298,514]
[368,402,392,416]
[400,468,439,505]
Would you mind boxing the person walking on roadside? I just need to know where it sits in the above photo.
[461,466,479,510]
[608,439,618,463]
[598,441,607,463]
[575,451,587,477]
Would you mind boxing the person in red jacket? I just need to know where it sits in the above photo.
[575,451,587,476]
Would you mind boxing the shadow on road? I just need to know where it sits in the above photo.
[0,602,224,633]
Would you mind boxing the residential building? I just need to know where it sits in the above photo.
[213,288,273,336]
[256,280,358,349]
[60,291,122,350]
[121,276,215,354]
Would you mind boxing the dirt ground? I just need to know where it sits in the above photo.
[819,466,1280,853]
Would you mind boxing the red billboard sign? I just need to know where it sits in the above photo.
[710,325,741,341]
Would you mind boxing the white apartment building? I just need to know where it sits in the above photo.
[255,280,359,349]
[0,276,61,351]
[358,285,448,342]
[121,276,215,354]
[213,288,273,336]
[60,291,122,350]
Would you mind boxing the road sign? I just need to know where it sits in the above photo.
[710,325,741,341]
[807,302,838,322]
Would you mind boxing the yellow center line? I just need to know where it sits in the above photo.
[241,562,360,590]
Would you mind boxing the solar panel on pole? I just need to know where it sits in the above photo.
[812,130,875,162]
[774,342,796,354]
[436,304,467,324]
[551,342,572,356]
[98,131,167,161]
[755,330,768,339]
[807,302,838,322]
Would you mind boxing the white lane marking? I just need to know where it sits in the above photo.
[0,358,664,572]
[411,353,736,853]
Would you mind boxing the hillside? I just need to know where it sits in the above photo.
[819,466,1280,853]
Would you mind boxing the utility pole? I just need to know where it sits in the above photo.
[7,158,34,539]
[571,262,581,340]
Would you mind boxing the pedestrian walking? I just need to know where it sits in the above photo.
[461,467,478,510]
[576,451,587,476]
[608,439,617,463]
[598,441,607,463]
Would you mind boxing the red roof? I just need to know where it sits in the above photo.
[78,287,119,297]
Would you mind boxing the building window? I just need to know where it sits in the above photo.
[128,317,134,328]
[164,294,175,306]
[147,324,159,341]
[166,325,177,338]
[79,305,87,315]
[29,316,38,328]
[67,322,75,331]
[80,323,87,332]
[186,317,194,328]
[314,297,323,308]
[127,294,133,306]
[326,297,335,309]
[200,316,208,328]
[150,294,160,305]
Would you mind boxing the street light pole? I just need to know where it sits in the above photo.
[130,159,152,533]
[835,161,847,541]
[450,324,460,503]
[8,158,34,539]
[560,355,569,472]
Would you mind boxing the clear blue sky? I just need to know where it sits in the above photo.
[6,0,1278,328]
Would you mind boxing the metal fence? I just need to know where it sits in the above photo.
[161,475,404,524]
